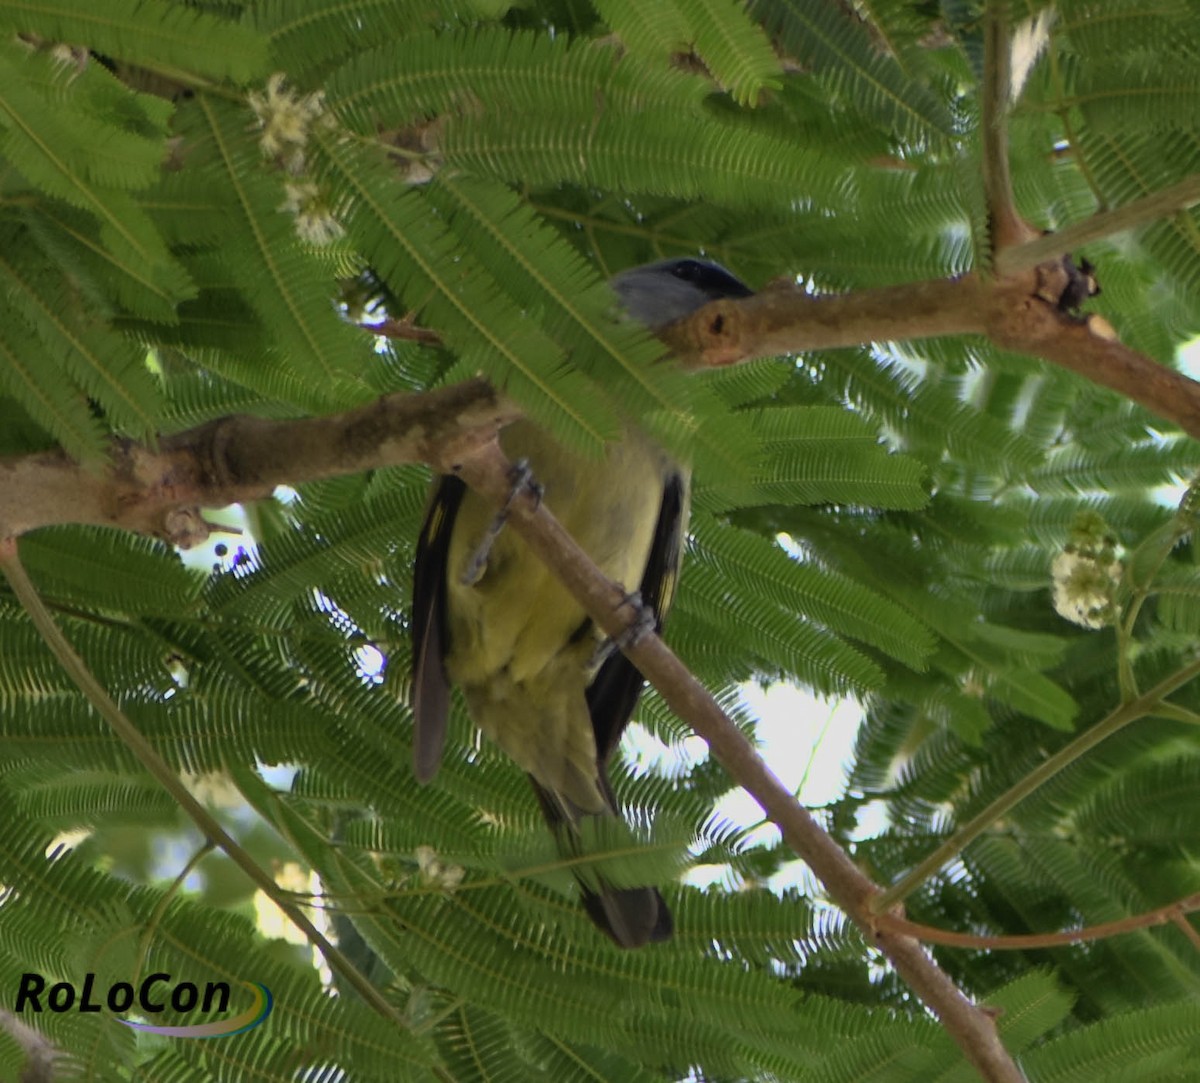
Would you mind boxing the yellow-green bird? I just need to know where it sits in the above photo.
[411,258,753,947]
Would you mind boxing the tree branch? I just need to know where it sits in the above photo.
[995,173,1200,275]
[0,379,514,545]
[877,890,1200,953]
[0,539,409,1031]
[662,275,989,364]
[0,1007,58,1083]
[981,2,1039,251]
[872,654,1200,914]
[5,270,1200,545]
[445,439,1026,1083]
[666,272,1200,439]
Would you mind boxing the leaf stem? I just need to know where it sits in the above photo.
[133,841,216,985]
[0,538,405,1028]
[995,174,1200,274]
[872,654,1200,913]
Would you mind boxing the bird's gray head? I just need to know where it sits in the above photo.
[611,257,753,330]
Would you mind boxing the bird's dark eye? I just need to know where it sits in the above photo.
[671,259,702,282]
[664,258,754,301]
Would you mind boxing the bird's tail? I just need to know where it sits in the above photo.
[529,777,672,949]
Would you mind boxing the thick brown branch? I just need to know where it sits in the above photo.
[985,285,1200,437]
[6,270,1200,545]
[452,440,1025,1083]
[2,260,1199,554]
[668,272,1200,440]
[662,275,988,365]
[0,379,514,544]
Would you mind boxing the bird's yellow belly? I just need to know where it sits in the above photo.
[440,422,666,807]
[444,423,663,684]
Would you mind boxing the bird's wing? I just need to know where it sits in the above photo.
[530,467,684,949]
[585,469,688,765]
[411,473,468,783]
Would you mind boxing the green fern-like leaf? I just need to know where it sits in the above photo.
[0,0,268,82]
[750,0,957,140]
[674,0,783,106]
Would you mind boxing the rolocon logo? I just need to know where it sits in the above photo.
[15,973,273,1039]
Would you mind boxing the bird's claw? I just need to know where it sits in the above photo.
[461,459,542,585]
[506,459,544,513]
[590,591,658,667]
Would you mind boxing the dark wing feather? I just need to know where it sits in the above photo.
[586,469,687,762]
[529,469,686,947]
[411,474,467,783]
[528,775,674,948]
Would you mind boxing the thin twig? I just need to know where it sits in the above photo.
[0,539,407,1030]
[995,174,1200,274]
[452,440,1026,1083]
[133,841,216,985]
[877,891,1200,951]
[871,656,1200,914]
[1171,911,1200,953]
[370,317,444,346]
[981,2,1035,251]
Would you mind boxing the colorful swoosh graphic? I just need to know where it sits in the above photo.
[118,981,272,1039]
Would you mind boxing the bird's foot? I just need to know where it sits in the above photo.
[460,459,543,586]
[589,591,658,667]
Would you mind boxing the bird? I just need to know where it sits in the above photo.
[410,257,754,947]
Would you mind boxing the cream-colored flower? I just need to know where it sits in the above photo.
[1051,513,1122,629]
[415,845,465,892]
[280,180,344,245]
[248,73,325,170]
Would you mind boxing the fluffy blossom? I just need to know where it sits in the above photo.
[1051,513,1122,629]
[280,180,344,245]
[248,73,325,172]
